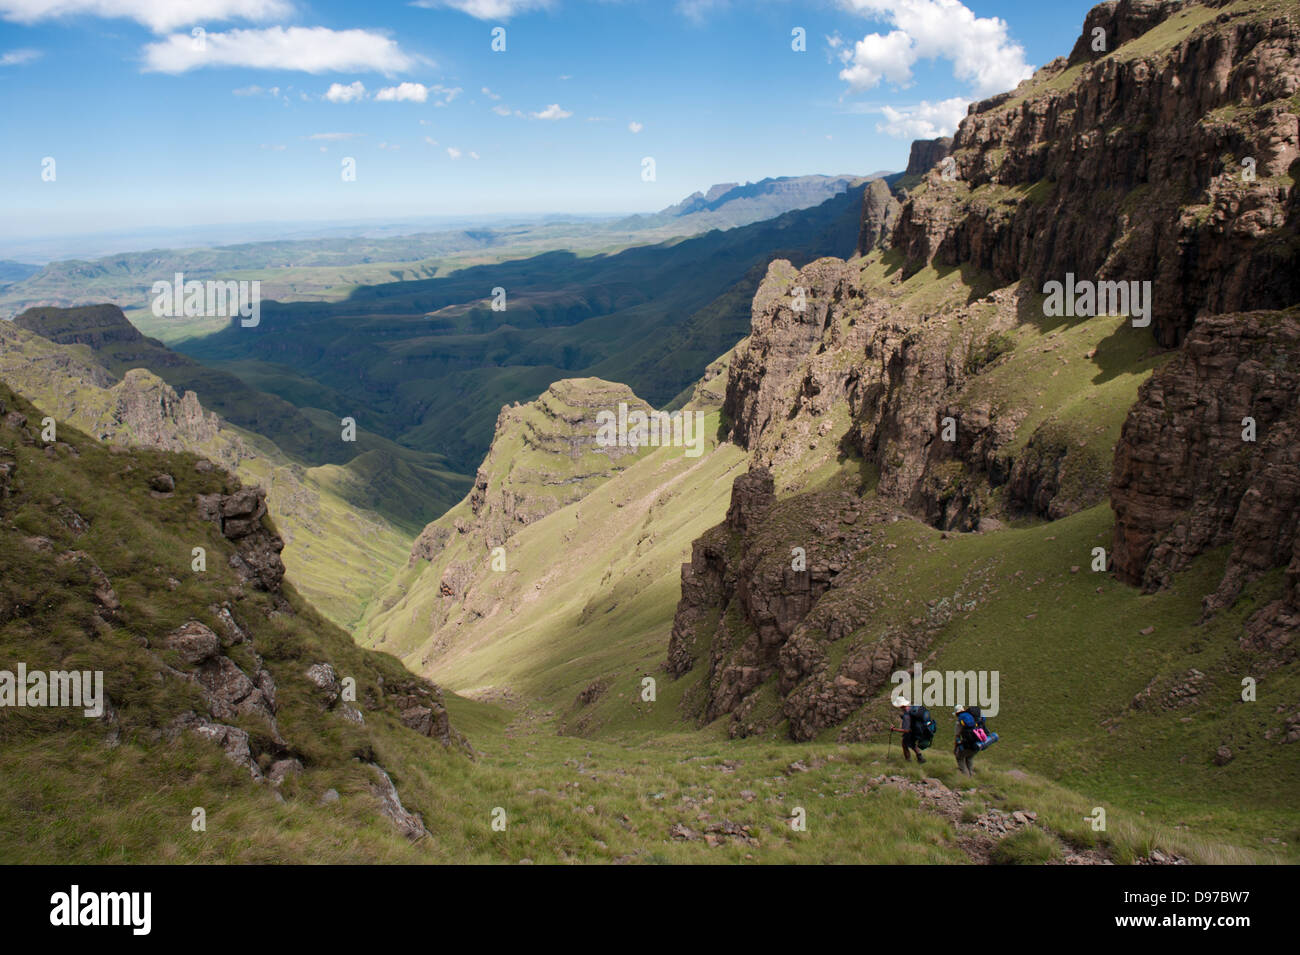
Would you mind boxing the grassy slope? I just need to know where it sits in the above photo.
[362,397,747,707]
[0,383,472,862]
[360,246,1298,861]
[4,381,1211,866]
[0,322,428,631]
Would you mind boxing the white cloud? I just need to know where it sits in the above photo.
[481,86,500,99]
[325,80,366,103]
[432,84,461,105]
[491,104,513,116]
[838,0,1032,98]
[469,150,480,159]
[0,0,291,32]
[531,102,570,120]
[0,48,40,65]
[376,81,428,102]
[627,121,643,133]
[411,0,552,19]
[142,26,420,75]
[309,131,362,141]
[233,83,278,96]
[377,141,400,150]
[446,146,462,159]
[424,136,438,145]
[839,29,914,88]
[875,96,969,138]
[676,0,726,24]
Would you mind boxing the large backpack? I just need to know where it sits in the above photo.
[959,706,998,751]
[909,705,938,749]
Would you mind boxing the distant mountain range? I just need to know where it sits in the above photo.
[0,174,895,320]
[613,174,890,232]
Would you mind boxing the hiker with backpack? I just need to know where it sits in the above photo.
[891,696,936,763]
[953,704,998,776]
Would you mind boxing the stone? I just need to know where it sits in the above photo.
[162,621,221,666]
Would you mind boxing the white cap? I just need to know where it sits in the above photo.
[894,696,910,707]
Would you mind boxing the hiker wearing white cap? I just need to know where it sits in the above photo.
[892,696,926,764]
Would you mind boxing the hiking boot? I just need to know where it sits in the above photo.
[917,753,926,764]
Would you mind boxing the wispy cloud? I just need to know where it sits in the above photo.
[142,26,421,75]
[627,121,643,133]
[412,0,552,20]
[0,48,41,66]
[676,0,727,24]
[875,96,969,138]
[309,131,363,141]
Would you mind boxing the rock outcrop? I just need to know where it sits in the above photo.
[905,137,952,177]
[857,178,901,256]
[160,618,287,779]
[667,0,1300,739]
[409,377,655,560]
[666,469,883,737]
[722,257,1031,530]
[892,0,1300,346]
[1112,308,1300,661]
[197,486,286,592]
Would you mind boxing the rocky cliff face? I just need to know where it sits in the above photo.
[666,0,1300,739]
[857,179,902,256]
[1112,308,1299,662]
[892,0,1299,347]
[410,378,654,560]
[722,256,1039,530]
[905,137,953,177]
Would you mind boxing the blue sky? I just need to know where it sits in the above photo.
[0,0,1097,239]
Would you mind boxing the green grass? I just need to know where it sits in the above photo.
[0,320,455,631]
[10,386,1248,865]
